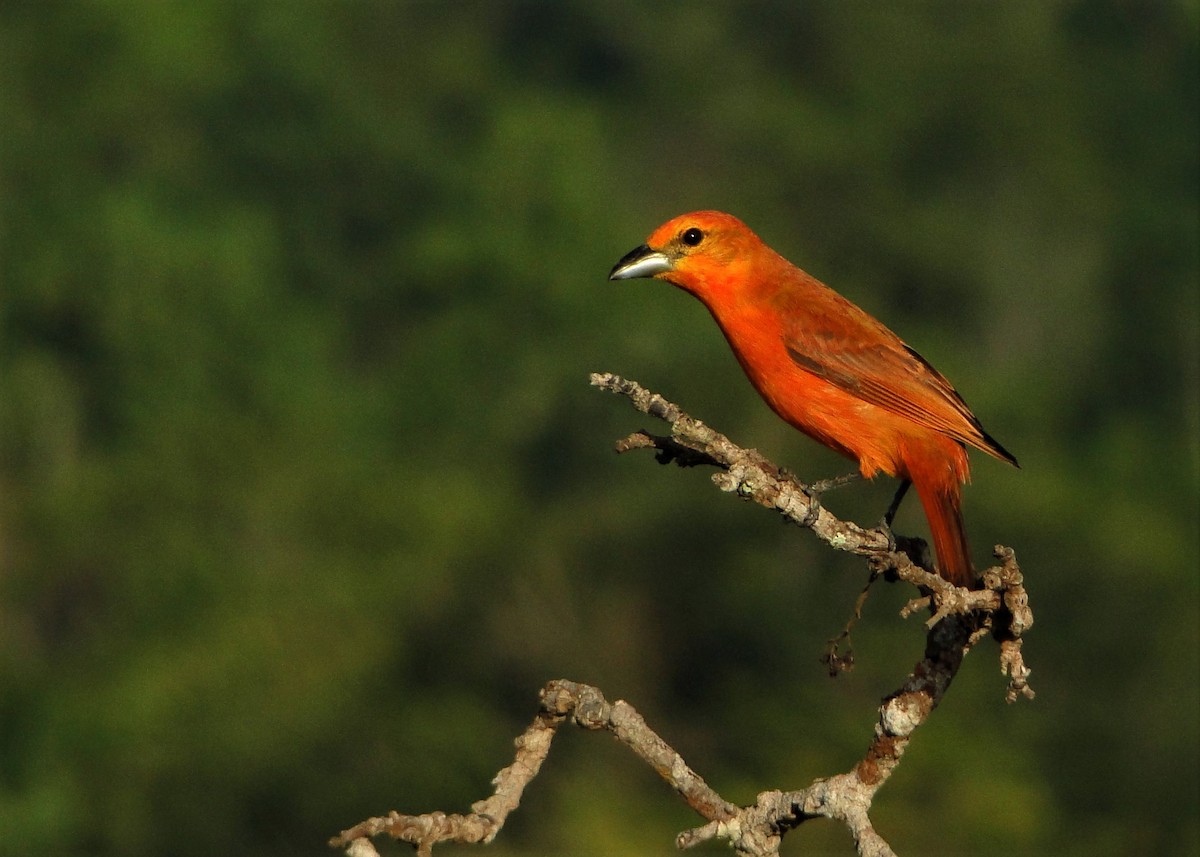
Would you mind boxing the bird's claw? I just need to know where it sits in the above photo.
[801,485,824,527]
[875,515,899,553]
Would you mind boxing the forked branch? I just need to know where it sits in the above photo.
[330,373,1034,856]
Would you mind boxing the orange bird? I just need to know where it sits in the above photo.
[610,211,1017,587]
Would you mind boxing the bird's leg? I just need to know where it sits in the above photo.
[877,479,913,551]
[801,471,862,526]
[884,479,912,527]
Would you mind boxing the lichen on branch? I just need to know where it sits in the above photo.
[330,374,1034,856]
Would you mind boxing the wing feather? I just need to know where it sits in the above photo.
[781,300,1016,466]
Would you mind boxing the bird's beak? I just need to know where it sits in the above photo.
[609,245,673,281]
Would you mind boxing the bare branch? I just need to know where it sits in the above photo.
[590,372,902,566]
[330,681,736,855]
[331,606,990,856]
[330,374,1035,855]
[590,373,1036,702]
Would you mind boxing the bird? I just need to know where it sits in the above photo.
[609,210,1017,587]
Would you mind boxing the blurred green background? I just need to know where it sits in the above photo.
[1,2,1197,855]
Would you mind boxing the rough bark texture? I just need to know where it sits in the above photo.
[329,374,1034,856]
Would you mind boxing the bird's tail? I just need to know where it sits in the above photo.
[911,467,975,588]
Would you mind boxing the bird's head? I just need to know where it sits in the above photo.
[609,211,767,299]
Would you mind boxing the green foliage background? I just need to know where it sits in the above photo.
[1,2,1197,855]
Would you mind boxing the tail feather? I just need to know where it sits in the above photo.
[912,475,975,588]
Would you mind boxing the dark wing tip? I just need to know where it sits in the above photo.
[981,428,1019,468]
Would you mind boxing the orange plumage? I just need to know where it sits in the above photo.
[610,211,1016,587]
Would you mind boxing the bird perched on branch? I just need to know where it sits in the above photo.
[610,211,1017,587]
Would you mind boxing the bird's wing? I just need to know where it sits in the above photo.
[780,295,1017,465]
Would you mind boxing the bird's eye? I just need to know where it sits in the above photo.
[681,227,704,247]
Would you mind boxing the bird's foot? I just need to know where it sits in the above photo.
[875,514,899,553]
